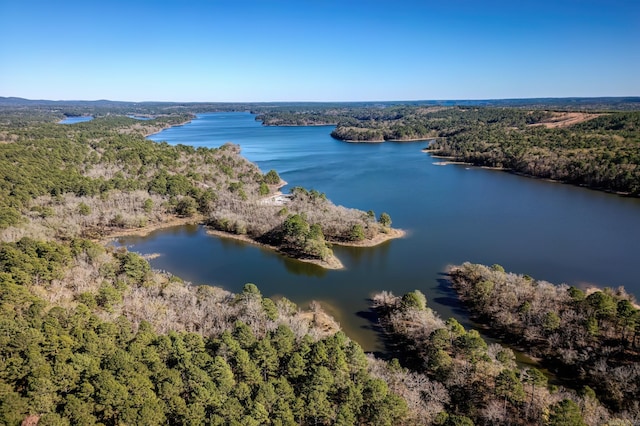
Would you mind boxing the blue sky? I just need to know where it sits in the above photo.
[1,0,638,102]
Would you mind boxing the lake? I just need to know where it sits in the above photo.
[59,116,93,124]
[118,112,640,352]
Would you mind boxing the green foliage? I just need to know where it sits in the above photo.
[378,212,392,227]
[547,399,587,426]
[77,202,91,216]
[117,251,150,285]
[96,283,122,311]
[0,238,72,286]
[0,207,23,229]
[279,214,331,260]
[175,196,198,217]
[142,198,154,213]
[450,262,640,415]
[349,223,365,241]
[0,273,410,426]
[259,182,269,196]
[543,311,561,333]
[401,290,427,311]
[264,169,281,185]
[490,263,505,273]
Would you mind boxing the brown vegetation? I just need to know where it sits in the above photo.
[449,262,640,416]
[371,289,632,425]
[529,112,602,129]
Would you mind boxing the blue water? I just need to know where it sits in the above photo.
[59,116,93,124]
[118,112,640,351]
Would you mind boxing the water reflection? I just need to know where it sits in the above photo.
[281,258,328,278]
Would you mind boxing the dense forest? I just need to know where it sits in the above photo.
[1,100,638,424]
[426,110,640,195]
[371,288,639,425]
[0,238,409,425]
[448,263,640,415]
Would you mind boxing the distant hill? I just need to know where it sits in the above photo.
[2,96,639,110]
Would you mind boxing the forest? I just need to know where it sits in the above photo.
[1,100,639,425]
[371,285,640,425]
[448,263,640,414]
[254,103,640,196]
[0,108,395,267]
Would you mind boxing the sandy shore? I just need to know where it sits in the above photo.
[343,137,434,143]
[330,228,406,247]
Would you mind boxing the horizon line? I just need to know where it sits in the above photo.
[2,95,640,105]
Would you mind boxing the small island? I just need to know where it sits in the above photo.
[205,185,404,270]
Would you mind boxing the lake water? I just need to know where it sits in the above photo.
[118,112,640,352]
[59,116,93,124]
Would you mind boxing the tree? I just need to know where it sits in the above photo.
[542,311,561,333]
[495,369,525,405]
[378,212,392,227]
[143,198,154,213]
[522,368,547,417]
[401,290,427,311]
[586,291,617,325]
[282,214,309,246]
[547,399,586,426]
[349,224,365,241]
[264,169,281,185]
[175,196,197,217]
[78,202,91,216]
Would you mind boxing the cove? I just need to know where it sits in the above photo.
[117,112,640,352]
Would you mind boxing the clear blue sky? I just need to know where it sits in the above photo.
[1,0,638,102]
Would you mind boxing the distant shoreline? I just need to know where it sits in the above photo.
[144,117,194,138]
[340,137,436,143]
[424,151,633,196]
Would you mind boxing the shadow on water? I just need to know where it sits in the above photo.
[355,302,398,360]
[332,240,392,267]
[356,282,560,384]
[281,257,328,278]
[433,273,476,329]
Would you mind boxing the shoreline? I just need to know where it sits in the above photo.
[100,215,203,243]
[144,117,194,138]
[205,227,406,270]
[425,151,634,196]
[205,228,345,270]
[583,284,640,310]
[103,214,406,270]
[341,137,435,143]
[329,228,406,247]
